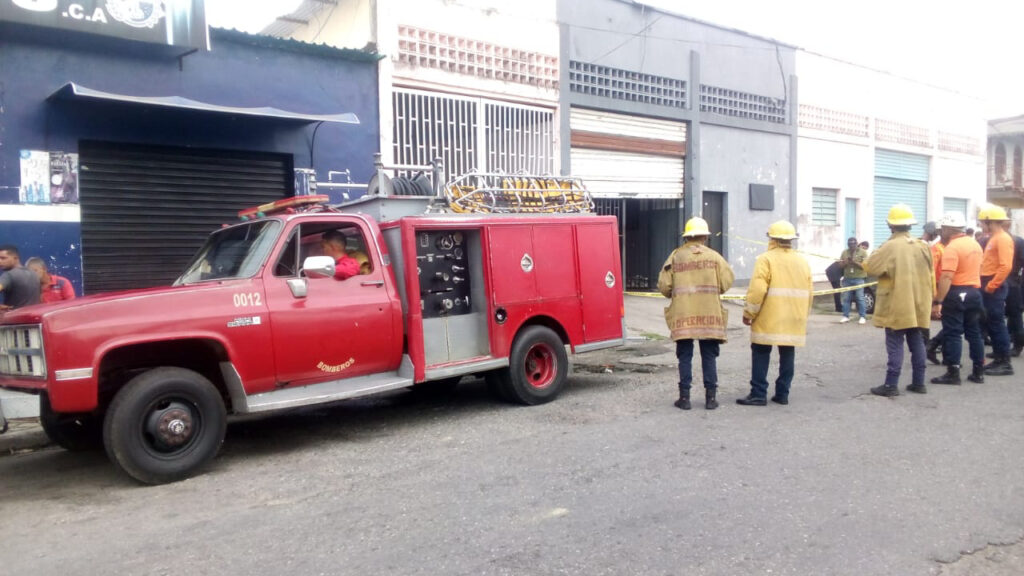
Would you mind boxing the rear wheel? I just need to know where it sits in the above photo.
[863,287,876,315]
[39,393,102,452]
[489,326,568,405]
[103,367,226,485]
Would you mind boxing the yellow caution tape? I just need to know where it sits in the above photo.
[627,281,878,301]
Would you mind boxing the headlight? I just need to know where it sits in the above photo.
[0,324,46,378]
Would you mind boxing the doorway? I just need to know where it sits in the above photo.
[702,191,727,257]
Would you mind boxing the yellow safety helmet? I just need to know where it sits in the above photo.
[766,220,798,240]
[978,203,1009,222]
[682,217,711,238]
[886,204,917,226]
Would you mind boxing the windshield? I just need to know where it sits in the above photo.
[174,220,282,285]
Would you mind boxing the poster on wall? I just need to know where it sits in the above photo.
[19,150,79,204]
[18,149,50,204]
[49,151,79,203]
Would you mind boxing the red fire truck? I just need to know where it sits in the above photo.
[0,173,624,484]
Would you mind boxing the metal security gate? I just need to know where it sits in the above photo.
[873,149,929,247]
[595,198,681,291]
[78,142,291,293]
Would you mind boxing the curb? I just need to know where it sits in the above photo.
[1,419,51,455]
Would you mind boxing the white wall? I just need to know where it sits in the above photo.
[796,51,987,278]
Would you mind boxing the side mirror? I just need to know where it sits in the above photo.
[302,256,336,278]
[286,278,308,298]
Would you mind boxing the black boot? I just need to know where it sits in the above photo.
[674,392,691,410]
[906,383,927,394]
[926,340,941,365]
[705,388,719,410]
[871,384,899,397]
[931,365,961,385]
[984,358,1014,376]
[1012,344,1023,358]
[736,394,767,406]
[967,364,985,383]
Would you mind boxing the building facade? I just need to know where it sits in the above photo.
[1,13,380,295]
[796,51,987,277]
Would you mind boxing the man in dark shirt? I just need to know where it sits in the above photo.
[1004,224,1024,357]
[0,245,41,311]
[0,244,42,433]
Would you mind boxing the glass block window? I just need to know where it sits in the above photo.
[875,119,931,148]
[397,26,558,89]
[811,188,839,225]
[937,131,980,156]
[699,84,786,123]
[798,105,869,137]
[393,89,554,180]
[568,61,687,108]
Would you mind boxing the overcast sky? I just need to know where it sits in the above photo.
[206,0,1023,119]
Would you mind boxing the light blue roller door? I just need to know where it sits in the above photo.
[873,150,929,247]
[943,197,968,222]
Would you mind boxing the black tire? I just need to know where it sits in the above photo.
[39,393,102,452]
[490,325,568,405]
[863,287,876,315]
[103,367,226,485]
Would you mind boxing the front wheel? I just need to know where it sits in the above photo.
[489,325,568,405]
[103,367,226,485]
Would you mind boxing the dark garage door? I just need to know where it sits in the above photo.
[79,141,291,294]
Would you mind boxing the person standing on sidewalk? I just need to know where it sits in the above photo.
[838,237,869,324]
[864,205,935,397]
[0,244,43,434]
[931,213,986,385]
[658,217,735,411]
[737,221,813,406]
[976,204,1015,376]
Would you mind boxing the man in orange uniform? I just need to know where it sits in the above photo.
[977,204,1015,376]
[923,221,946,364]
[931,213,985,385]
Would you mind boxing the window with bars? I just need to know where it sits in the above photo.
[392,90,555,179]
[699,84,786,124]
[568,61,687,108]
[811,188,838,225]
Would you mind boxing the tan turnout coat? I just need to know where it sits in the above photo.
[863,231,934,330]
[658,241,735,341]
[743,242,813,347]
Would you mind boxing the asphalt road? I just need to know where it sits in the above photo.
[1,300,1022,576]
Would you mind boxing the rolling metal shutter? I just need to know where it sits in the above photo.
[78,142,291,293]
[569,109,686,199]
[943,197,969,221]
[872,149,929,247]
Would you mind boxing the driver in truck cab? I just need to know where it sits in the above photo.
[319,230,361,280]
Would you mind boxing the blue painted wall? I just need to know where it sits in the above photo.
[0,25,380,295]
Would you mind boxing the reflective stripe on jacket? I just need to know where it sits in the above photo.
[864,231,934,330]
[743,242,812,347]
[657,241,735,341]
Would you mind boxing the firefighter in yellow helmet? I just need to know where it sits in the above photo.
[658,216,734,410]
[737,220,813,406]
[863,204,935,397]
[976,203,1015,376]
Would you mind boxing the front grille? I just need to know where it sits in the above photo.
[0,324,46,378]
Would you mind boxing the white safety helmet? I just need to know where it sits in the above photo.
[939,212,966,229]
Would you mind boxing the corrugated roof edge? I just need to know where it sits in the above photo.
[210,27,384,63]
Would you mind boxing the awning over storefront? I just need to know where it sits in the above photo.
[48,82,359,124]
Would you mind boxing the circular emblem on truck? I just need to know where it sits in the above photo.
[605,271,616,288]
[520,254,534,272]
